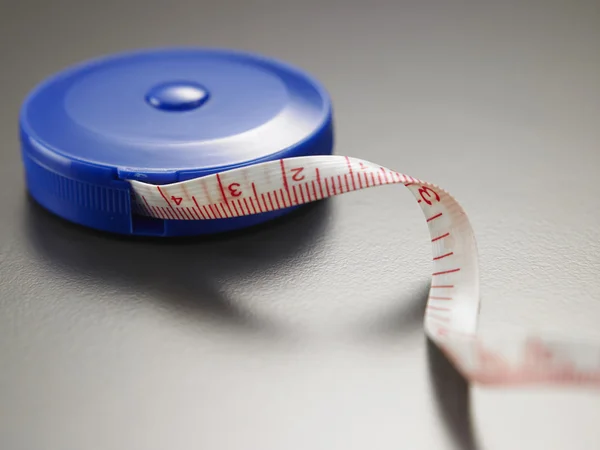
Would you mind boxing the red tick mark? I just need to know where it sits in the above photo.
[433,252,454,261]
[432,268,461,276]
[345,156,357,190]
[428,306,451,311]
[432,232,450,242]
[252,183,264,213]
[274,191,282,209]
[267,192,275,211]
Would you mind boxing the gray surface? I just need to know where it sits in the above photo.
[1,1,600,449]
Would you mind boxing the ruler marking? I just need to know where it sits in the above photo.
[237,198,247,215]
[311,180,318,199]
[166,207,177,220]
[292,185,299,204]
[248,197,258,214]
[427,213,443,222]
[315,168,325,198]
[299,184,306,203]
[261,193,269,211]
[337,174,344,193]
[428,306,451,311]
[267,192,275,211]
[433,252,454,261]
[200,203,212,219]
[209,204,222,219]
[279,159,293,206]
[279,188,289,207]
[251,183,264,213]
[150,205,161,218]
[429,296,453,300]
[274,190,282,209]
[231,200,241,216]
[157,206,168,219]
[381,167,390,184]
[432,268,461,277]
[304,183,312,202]
[325,177,331,197]
[141,195,153,215]
[202,204,213,219]
[370,172,377,186]
[431,285,454,289]
[157,186,184,219]
[181,207,192,220]
[432,232,450,242]
[345,156,357,190]
[161,206,174,220]
[216,173,234,217]
[191,197,205,219]
[218,203,229,218]
[188,206,201,220]
[216,173,227,202]
[158,206,169,219]
[243,197,251,214]
[331,177,338,195]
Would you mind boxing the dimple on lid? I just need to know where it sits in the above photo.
[20,47,334,236]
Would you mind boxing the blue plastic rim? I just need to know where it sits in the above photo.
[19,48,334,236]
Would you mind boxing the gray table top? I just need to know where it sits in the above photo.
[1,1,600,449]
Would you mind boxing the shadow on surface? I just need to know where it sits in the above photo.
[427,337,480,450]
[358,281,430,340]
[25,194,331,335]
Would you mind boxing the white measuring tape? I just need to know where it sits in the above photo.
[129,154,600,387]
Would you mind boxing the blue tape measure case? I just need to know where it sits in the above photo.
[19,48,334,236]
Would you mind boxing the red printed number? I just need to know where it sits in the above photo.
[291,167,305,181]
[418,186,440,205]
[228,183,242,197]
[359,163,368,170]
[171,196,183,205]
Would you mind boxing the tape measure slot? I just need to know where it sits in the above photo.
[130,213,166,236]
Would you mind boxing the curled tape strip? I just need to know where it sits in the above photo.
[129,155,600,387]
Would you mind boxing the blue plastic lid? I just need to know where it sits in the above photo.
[20,48,334,236]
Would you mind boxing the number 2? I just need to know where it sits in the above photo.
[291,167,305,181]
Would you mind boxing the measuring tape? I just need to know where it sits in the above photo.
[19,48,600,386]
[129,154,600,387]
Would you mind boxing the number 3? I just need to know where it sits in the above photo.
[418,186,440,205]
[228,183,242,197]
